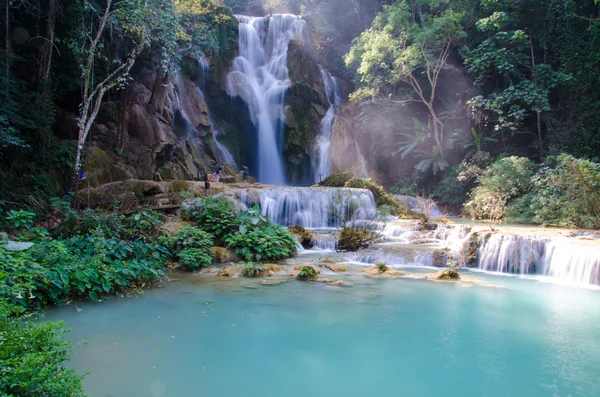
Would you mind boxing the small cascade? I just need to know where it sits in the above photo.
[347,250,434,267]
[313,66,343,182]
[237,187,377,228]
[476,233,600,286]
[227,14,309,185]
[312,233,339,250]
[477,234,546,275]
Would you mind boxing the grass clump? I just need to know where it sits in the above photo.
[338,226,374,251]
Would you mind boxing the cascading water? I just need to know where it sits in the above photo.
[313,66,343,182]
[227,14,309,185]
[237,187,377,228]
[476,233,600,286]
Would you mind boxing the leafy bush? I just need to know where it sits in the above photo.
[240,262,264,277]
[178,248,213,270]
[318,169,353,187]
[162,225,214,254]
[463,156,536,221]
[161,225,214,270]
[223,223,297,262]
[183,197,241,239]
[296,265,318,281]
[375,262,389,273]
[434,152,492,205]
[337,226,374,251]
[507,155,600,228]
[1,236,168,308]
[56,209,164,242]
[0,303,86,396]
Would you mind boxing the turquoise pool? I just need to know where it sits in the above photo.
[45,272,600,397]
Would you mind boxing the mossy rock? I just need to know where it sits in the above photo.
[461,232,479,267]
[318,169,353,187]
[434,269,461,280]
[83,146,128,188]
[287,225,314,249]
[218,263,240,277]
[363,264,405,277]
[210,247,239,263]
[337,226,373,251]
[320,263,347,272]
[295,265,319,281]
[344,178,421,219]
[260,263,282,277]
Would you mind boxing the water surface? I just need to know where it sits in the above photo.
[46,273,600,397]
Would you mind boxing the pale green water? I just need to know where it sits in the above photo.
[46,272,600,397]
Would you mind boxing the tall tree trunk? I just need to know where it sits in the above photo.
[37,0,55,93]
[5,0,10,100]
[117,84,129,152]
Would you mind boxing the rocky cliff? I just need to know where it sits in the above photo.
[283,39,329,184]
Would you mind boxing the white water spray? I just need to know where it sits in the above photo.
[236,187,377,228]
[227,14,308,185]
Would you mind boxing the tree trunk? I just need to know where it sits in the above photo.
[5,0,10,100]
[117,84,129,151]
[37,0,55,93]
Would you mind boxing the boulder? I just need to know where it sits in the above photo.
[287,225,314,249]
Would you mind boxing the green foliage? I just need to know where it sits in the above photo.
[433,151,492,205]
[162,225,213,253]
[464,156,536,220]
[161,225,214,270]
[240,262,264,277]
[177,248,213,270]
[337,226,374,251]
[0,303,86,396]
[184,197,241,239]
[296,265,318,281]
[175,0,237,59]
[0,236,167,308]
[318,169,354,187]
[375,262,389,273]
[507,155,600,228]
[56,209,164,242]
[223,223,297,262]
[463,1,572,148]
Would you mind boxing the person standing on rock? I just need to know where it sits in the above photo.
[205,173,212,196]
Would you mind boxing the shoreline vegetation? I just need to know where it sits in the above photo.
[2,180,599,394]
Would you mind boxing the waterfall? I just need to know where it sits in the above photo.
[476,233,600,286]
[313,66,343,182]
[312,233,339,250]
[237,187,377,228]
[227,14,308,185]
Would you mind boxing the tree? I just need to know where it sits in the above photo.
[462,1,572,158]
[345,0,467,160]
[70,0,179,187]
